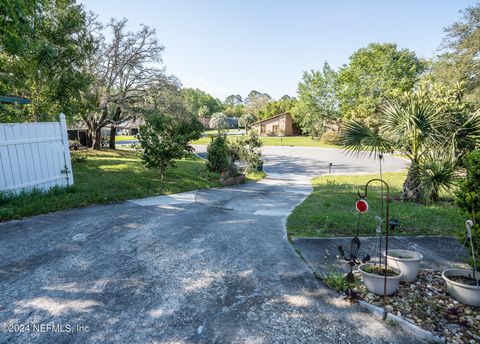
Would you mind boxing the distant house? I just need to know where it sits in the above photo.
[200,116,238,129]
[252,112,298,136]
[68,127,91,147]
[108,118,145,136]
[68,121,91,147]
[227,117,238,129]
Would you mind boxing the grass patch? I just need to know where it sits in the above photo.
[192,135,339,148]
[0,149,221,221]
[115,135,136,141]
[287,172,463,239]
[203,128,243,135]
[246,170,266,182]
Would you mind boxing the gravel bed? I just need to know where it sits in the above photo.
[356,270,479,343]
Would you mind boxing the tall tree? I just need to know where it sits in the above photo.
[224,94,243,107]
[337,43,426,126]
[434,3,480,105]
[293,62,339,138]
[258,97,297,120]
[244,90,271,116]
[223,94,244,117]
[81,18,165,150]
[0,0,96,122]
[182,88,223,118]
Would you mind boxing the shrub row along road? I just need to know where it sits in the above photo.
[0,147,410,343]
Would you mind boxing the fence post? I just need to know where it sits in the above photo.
[59,113,74,187]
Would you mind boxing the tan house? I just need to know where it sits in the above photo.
[252,112,298,136]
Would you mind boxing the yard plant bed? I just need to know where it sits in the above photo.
[287,172,463,238]
[358,270,480,343]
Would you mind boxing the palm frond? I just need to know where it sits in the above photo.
[451,109,480,158]
[341,120,392,157]
[417,156,458,202]
[381,98,444,160]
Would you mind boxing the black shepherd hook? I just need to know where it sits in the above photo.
[357,178,391,312]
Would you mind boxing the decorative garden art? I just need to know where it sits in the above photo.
[336,178,480,343]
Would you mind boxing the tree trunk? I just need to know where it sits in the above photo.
[109,126,116,149]
[92,128,102,150]
[402,162,422,201]
[109,106,122,149]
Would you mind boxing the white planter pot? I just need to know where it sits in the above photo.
[358,263,402,296]
[442,269,480,307]
[385,249,423,282]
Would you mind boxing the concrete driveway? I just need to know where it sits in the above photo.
[0,147,412,343]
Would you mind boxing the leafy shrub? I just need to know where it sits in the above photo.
[206,134,231,174]
[320,130,340,144]
[322,273,357,292]
[138,113,203,180]
[418,157,457,203]
[230,130,263,172]
[456,150,480,268]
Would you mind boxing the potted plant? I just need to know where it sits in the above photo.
[442,220,480,307]
[358,263,402,295]
[384,249,423,282]
[355,180,402,297]
[443,150,480,307]
[442,268,480,307]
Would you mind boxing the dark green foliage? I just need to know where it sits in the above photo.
[456,150,480,267]
[293,62,339,138]
[417,158,457,202]
[182,88,223,118]
[137,114,203,180]
[206,134,231,174]
[337,43,426,126]
[436,3,480,106]
[0,0,95,122]
[323,273,352,292]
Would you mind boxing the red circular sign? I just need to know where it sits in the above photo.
[356,199,368,213]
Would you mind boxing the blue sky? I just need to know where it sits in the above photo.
[80,0,475,101]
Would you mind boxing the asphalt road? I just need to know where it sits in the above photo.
[0,147,412,343]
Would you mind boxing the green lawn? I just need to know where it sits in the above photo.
[203,128,244,135]
[0,149,222,221]
[192,135,339,148]
[287,172,463,239]
[115,135,136,141]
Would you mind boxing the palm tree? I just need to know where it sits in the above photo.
[342,96,480,201]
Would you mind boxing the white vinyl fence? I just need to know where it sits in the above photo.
[0,113,74,194]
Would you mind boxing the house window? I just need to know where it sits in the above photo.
[272,125,278,133]
[260,125,266,134]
